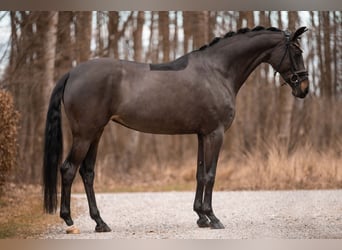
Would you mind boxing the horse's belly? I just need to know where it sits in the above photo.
[110,112,201,135]
[111,99,223,135]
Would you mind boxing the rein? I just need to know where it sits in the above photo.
[274,31,308,87]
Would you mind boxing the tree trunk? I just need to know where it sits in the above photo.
[75,11,92,63]
[55,12,73,79]
[133,11,144,62]
[108,11,119,58]
[43,12,59,100]
[322,11,333,146]
[159,11,170,62]
[32,12,59,182]
[193,11,209,49]
[317,12,325,96]
[322,11,332,98]
[182,11,192,53]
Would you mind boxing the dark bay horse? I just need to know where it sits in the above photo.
[43,26,309,232]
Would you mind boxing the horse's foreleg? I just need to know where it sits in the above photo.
[202,127,224,229]
[193,134,210,227]
[79,130,111,233]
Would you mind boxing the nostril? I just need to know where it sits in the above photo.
[300,80,309,93]
[299,87,309,98]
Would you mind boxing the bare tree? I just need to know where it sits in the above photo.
[107,11,119,58]
[193,11,209,49]
[322,11,333,98]
[133,11,144,62]
[182,11,193,53]
[55,12,73,79]
[158,11,170,62]
[75,11,92,63]
[42,12,58,100]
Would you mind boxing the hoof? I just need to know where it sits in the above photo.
[95,223,111,233]
[210,221,225,229]
[197,217,210,228]
[66,225,80,234]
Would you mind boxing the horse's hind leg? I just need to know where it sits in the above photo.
[60,136,91,227]
[79,130,111,232]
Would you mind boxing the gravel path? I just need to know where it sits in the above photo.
[41,190,342,239]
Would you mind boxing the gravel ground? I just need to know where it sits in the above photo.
[41,190,342,239]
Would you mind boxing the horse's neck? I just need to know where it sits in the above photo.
[206,33,283,95]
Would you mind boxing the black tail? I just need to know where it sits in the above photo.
[43,73,69,214]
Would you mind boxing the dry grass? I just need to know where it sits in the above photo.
[87,142,342,192]
[215,143,342,190]
[0,183,60,239]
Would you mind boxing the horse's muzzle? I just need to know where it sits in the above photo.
[292,79,309,98]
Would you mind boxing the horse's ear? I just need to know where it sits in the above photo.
[291,26,308,41]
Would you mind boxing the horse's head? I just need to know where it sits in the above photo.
[272,27,309,98]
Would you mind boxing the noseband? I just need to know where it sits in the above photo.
[274,31,308,88]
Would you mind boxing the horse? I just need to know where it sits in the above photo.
[43,26,309,233]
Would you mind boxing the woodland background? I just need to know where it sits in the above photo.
[0,11,341,191]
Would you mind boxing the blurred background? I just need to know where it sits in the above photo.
[0,11,341,192]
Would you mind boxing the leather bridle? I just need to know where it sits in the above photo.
[274,31,308,88]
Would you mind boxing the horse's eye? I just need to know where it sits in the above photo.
[295,51,302,57]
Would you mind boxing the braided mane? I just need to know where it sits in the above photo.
[198,26,282,51]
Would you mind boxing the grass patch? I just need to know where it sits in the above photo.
[0,223,17,238]
[0,184,61,239]
[99,182,195,193]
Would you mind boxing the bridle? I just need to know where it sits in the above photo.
[274,31,308,88]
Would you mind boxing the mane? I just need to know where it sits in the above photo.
[198,26,282,51]
[150,26,283,71]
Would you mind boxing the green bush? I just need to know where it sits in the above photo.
[0,89,19,192]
